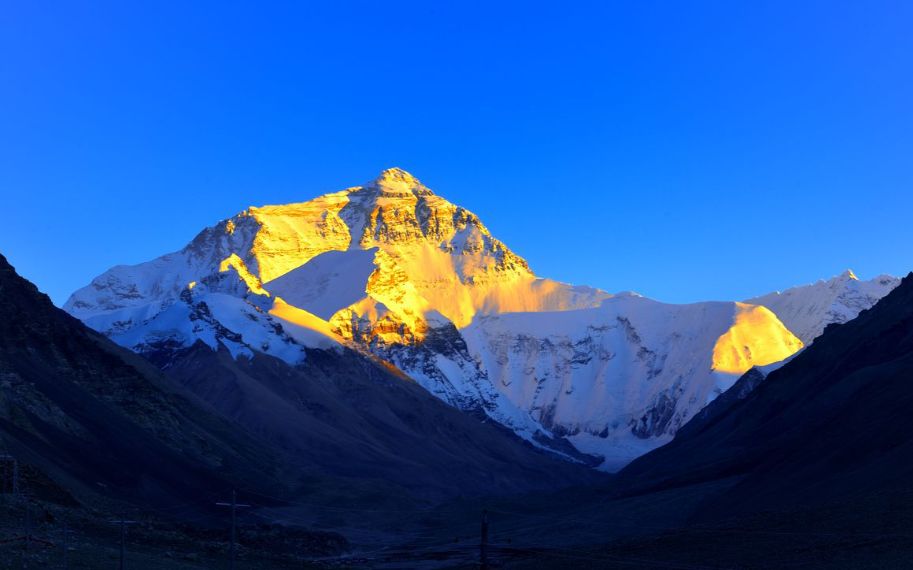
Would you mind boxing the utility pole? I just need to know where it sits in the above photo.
[216,490,250,570]
[480,509,489,570]
[108,517,137,570]
[0,454,19,497]
[61,519,72,570]
[22,496,30,570]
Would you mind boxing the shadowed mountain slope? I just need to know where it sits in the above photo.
[151,338,606,502]
[0,253,284,510]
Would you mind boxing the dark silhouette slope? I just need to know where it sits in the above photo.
[0,253,285,510]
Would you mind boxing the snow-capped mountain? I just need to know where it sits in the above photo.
[746,270,901,344]
[67,168,606,349]
[66,169,868,469]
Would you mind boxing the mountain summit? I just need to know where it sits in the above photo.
[67,168,607,340]
[370,167,431,195]
[64,170,890,469]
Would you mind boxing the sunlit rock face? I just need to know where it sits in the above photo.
[67,168,606,344]
[64,168,879,470]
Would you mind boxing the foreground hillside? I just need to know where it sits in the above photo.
[0,255,283,511]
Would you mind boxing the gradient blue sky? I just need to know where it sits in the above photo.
[2,1,912,305]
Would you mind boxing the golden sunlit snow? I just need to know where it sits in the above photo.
[219,253,269,297]
[230,168,611,344]
[209,169,806,373]
[711,303,804,374]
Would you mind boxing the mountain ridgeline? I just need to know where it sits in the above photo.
[64,168,899,470]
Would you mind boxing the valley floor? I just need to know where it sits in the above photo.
[3,476,913,569]
[343,481,913,569]
[0,495,342,570]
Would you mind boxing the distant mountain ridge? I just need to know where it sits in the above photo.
[63,169,896,469]
[746,269,900,344]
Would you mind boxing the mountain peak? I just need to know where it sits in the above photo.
[747,269,900,345]
[369,167,432,196]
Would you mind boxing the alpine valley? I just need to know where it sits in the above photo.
[63,168,901,471]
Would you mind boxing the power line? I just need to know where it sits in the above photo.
[22,494,31,570]
[61,519,74,570]
[480,509,489,570]
[107,517,137,570]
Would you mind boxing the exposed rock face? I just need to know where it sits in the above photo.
[65,169,848,469]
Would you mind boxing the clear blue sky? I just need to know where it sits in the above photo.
[2,1,911,305]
